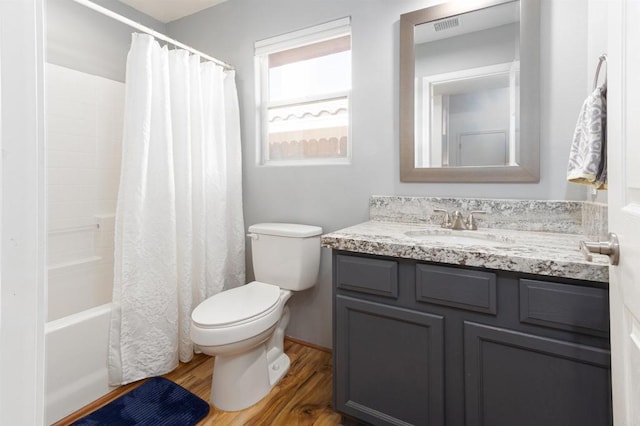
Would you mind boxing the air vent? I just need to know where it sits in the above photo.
[434,17,460,32]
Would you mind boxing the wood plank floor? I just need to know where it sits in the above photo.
[55,340,342,425]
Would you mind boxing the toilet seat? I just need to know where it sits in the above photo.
[192,281,281,328]
[190,281,287,347]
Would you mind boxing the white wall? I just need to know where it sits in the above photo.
[168,0,591,348]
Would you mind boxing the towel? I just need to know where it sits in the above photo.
[567,84,607,189]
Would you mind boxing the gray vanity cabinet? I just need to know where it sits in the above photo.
[332,251,612,426]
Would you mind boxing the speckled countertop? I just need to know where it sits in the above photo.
[321,197,610,283]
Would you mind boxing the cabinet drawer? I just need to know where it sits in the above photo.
[416,264,497,314]
[519,279,609,336]
[336,255,398,298]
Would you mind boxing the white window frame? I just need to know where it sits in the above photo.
[255,17,352,166]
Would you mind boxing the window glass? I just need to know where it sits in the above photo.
[255,20,351,164]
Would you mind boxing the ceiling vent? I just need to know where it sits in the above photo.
[434,17,460,32]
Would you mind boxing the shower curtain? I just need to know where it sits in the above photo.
[108,33,245,385]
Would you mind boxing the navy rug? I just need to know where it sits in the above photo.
[73,377,210,426]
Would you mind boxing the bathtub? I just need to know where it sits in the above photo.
[45,303,116,424]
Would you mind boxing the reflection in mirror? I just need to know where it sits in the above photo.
[400,0,539,182]
[414,2,519,168]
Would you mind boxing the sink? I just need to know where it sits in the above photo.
[404,230,515,247]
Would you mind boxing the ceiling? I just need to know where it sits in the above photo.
[118,0,229,23]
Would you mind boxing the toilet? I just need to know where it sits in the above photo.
[190,222,322,411]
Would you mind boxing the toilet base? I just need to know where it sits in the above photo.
[267,348,290,387]
[211,344,291,411]
[210,306,291,411]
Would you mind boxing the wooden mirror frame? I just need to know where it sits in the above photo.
[399,0,540,182]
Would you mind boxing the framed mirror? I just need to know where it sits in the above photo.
[400,0,540,182]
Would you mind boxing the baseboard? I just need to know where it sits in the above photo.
[285,335,332,354]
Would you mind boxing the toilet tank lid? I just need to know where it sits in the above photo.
[248,223,322,238]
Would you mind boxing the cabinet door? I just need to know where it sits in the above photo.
[335,295,444,426]
[464,322,612,426]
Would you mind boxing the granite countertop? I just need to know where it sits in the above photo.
[321,221,609,283]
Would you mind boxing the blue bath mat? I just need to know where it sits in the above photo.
[73,377,210,425]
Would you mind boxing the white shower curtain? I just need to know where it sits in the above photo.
[108,33,245,385]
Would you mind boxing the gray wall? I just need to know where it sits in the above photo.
[168,0,591,348]
[47,0,166,81]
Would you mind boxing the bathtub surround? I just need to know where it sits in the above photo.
[109,33,244,386]
[45,63,123,424]
[46,63,122,322]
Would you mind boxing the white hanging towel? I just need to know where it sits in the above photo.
[567,85,607,189]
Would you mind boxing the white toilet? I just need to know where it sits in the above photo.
[190,222,322,411]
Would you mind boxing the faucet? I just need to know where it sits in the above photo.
[433,209,486,230]
[465,210,486,230]
[450,210,466,230]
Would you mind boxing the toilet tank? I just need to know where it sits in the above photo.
[248,223,322,291]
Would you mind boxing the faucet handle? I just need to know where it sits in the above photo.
[466,211,486,230]
[433,209,451,228]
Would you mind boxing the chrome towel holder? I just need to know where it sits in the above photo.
[593,54,608,90]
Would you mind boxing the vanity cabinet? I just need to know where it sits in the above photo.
[332,251,612,426]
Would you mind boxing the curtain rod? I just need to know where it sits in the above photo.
[70,0,234,70]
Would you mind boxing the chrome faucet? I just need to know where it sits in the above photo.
[465,210,486,230]
[433,209,486,230]
[433,209,451,228]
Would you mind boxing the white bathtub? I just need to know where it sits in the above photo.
[45,303,116,425]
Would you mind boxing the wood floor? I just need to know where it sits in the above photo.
[55,339,342,426]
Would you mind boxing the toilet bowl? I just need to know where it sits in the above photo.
[190,223,322,411]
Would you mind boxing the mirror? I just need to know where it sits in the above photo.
[400,0,540,182]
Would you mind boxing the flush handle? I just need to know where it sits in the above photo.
[579,232,620,265]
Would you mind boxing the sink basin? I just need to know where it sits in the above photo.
[404,230,515,247]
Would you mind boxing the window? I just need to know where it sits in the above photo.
[255,17,351,165]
